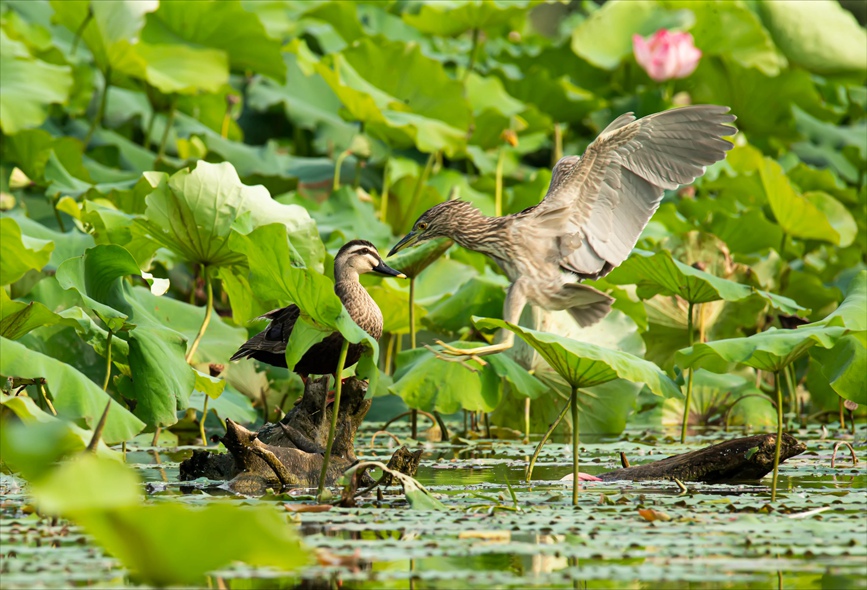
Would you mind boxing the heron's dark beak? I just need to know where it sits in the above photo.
[388,230,421,257]
[372,259,406,279]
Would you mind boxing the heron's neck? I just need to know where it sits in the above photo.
[448,208,511,258]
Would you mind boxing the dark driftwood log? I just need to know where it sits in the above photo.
[179,376,419,493]
[599,433,807,483]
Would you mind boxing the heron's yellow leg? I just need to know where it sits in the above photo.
[429,330,516,368]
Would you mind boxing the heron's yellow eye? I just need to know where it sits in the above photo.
[417,222,428,230]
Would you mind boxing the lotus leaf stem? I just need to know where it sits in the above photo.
[38,382,56,416]
[771,370,784,502]
[463,28,480,82]
[526,397,570,483]
[185,267,213,364]
[158,95,177,159]
[85,67,111,147]
[399,151,435,231]
[571,385,580,505]
[70,8,92,56]
[495,147,505,217]
[553,122,563,165]
[52,199,67,233]
[785,364,798,430]
[379,160,390,222]
[87,330,114,452]
[409,277,418,438]
[831,441,857,468]
[524,398,531,443]
[680,300,695,444]
[370,430,402,448]
[199,396,209,446]
[318,339,350,498]
[333,149,350,192]
[838,397,846,430]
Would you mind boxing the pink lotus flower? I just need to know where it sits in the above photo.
[633,30,702,82]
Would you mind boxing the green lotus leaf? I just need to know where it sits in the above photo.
[0,396,119,480]
[664,0,785,75]
[56,245,196,427]
[140,0,285,82]
[570,0,694,70]
[474,317,682,398]
[0,288,73,340]
[811,332,867,406]
[808,270,866,332]
[0,337,144,443]
[688,60,826,142]
[792,106,866,185]
[402,0,532,37]
[759,0,867,76]
[132,285,246,365]
[422,273,508,335]
[367,283,427,336]
[137,161,322,270]
[0,217,54,286]
[30,455,309,587]
[297,37,471,157]
[389,344,502,414]
[247,53,355,151]
[0,52,73,135]
[50,0,156,74]
[676,324,848,374]
[606,249,807,314]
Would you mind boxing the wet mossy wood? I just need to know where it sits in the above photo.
[599,433,807,483]
[180,376,418,493]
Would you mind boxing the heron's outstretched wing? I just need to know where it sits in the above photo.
[519,105,736,279]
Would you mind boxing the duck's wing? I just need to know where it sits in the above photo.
[230,305,301,360]
[516,105,736,279]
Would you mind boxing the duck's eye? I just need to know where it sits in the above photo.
[417,222,428,231]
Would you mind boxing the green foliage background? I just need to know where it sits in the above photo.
[1,0,865,441]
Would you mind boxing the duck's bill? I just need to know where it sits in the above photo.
[387,231,420,257]
[372,260,407,279]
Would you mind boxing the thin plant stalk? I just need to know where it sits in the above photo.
[495,147,505,217]
[680,301,695,444]
[85,67,111,147]
[185,267,213,364]
[380,161,391,222]
[409,277,418,438]
[463,28,480,82]
[524,397,531,443]
[87,329,113,452]
[158,95,177,160]
[553,122,563,165]
[333,150,351,192]
[785,364,798,430]
[318,340,350,498]
[526,397,570,483]
[39,383,56,416]
[771,370,784,502]
[399,152,435,231]
[70,8,93,56]
[838,397,846,430]
[52,198,67,233]
[199,396,210,446]
[571,385,580,506]
[143,110,156,149]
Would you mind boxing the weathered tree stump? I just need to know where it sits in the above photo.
[599,433,807,483]
[180,376,418,494]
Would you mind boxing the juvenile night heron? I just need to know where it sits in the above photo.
[231,240,405,376]
[388,105,737,359]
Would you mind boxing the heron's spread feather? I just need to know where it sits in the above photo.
[519,105,736,280]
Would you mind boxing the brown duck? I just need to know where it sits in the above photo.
[230,240,404,377]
